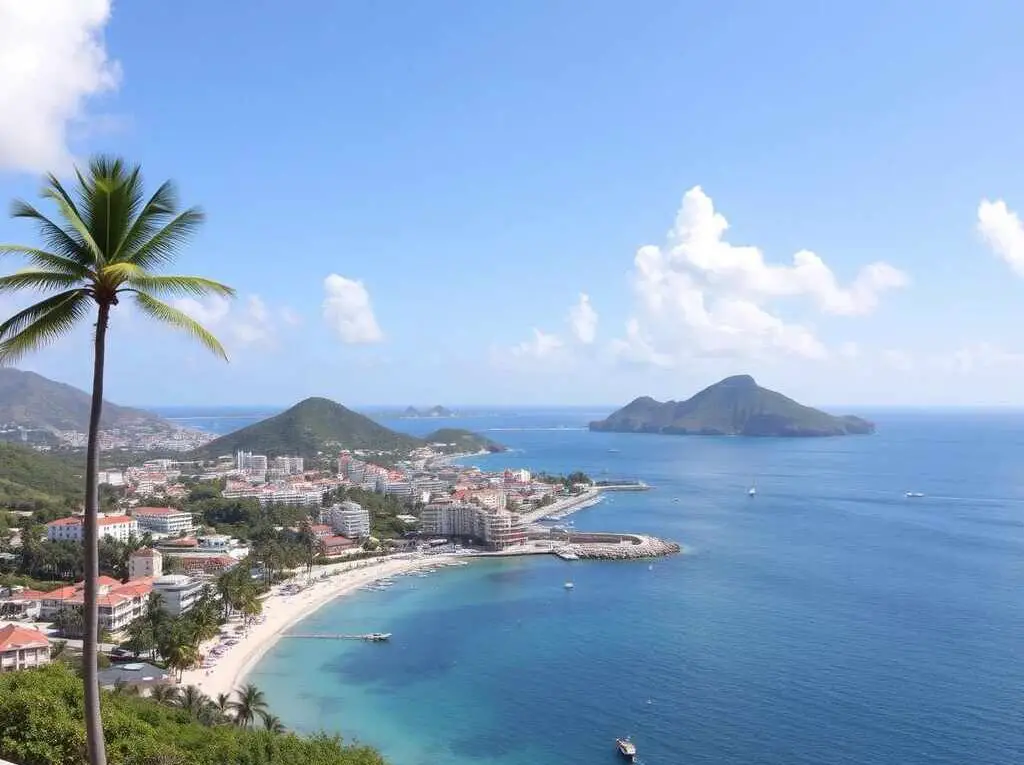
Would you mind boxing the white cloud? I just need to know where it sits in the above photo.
[322,274,384,344]
[0,0,121,174]
[511,328,563,360]
[978,198,1024,277]
[568,293,598,344]
[279,307,302,326]
[172,294,290,350]
[613,186,905,365]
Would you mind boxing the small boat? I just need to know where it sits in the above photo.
[905,491,925,498]
[748,486,757,497]
[564,582,574,590]
[364,633,392,641]
[616,736,637,761]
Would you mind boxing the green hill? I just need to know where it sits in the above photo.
[0,368,170,432]
[590,375,874,437]
[189,397,424,459]
[423,428,506,454]
[0,443,84,511]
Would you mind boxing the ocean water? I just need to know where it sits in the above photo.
[167,405,1024,764]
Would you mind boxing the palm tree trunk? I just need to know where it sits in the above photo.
[83,302,110,765]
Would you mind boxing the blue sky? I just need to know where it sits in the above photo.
[2,1,1024,407]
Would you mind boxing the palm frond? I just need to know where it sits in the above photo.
[0,270,85,294]
[127,274,235,299]
[9,200,93,265]
[113,180,178,261]
[0,245,92,278]
[76,157,144,262]
[120,208,205,270]
[0,290,91,364]
[133,292,228,360]
[39,176,104,264]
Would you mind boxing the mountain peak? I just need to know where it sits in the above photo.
[590,376,874,438]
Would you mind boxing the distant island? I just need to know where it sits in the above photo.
[423,428,507,454]
[590,375,874,437]
[400,405,455,418]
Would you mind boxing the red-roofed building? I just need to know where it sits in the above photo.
[131,506,194,535]
[320,535,357,556]
[176,555,238,576]
[309,524,333,540]
[0,624,50,672]
[30,577,153,636]
[46,514,138,543]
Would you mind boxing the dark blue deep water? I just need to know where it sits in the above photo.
[167,406,1024,764]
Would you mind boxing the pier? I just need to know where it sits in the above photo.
[283,632,392,641]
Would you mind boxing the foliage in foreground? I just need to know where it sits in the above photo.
[0,663,387,765]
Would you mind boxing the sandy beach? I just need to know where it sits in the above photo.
[181,553,458,698]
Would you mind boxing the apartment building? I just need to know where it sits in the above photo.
[132,506,195,536]
[128,547,163,580]
[420,501,524,551]
[322,501,371,538]
[46,514,138,543]
[152,574,205,617]
[271,455,305,474]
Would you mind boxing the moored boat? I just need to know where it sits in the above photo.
[616,736,636,761]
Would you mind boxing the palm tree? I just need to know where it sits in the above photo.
[214,692,233,718]
[0,156,233,765]
[166,641,199,682]
[177,685,209,719]
[229,683,269,728]
[149,683,179,705]
[260,713,286,734]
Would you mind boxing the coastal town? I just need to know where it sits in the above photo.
[0,436,673,697]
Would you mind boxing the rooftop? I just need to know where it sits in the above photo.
[132,506,185,516]
[0,623,49,652]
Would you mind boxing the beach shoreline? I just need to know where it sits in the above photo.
[181,553,458,698]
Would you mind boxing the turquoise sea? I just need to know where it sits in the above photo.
[157,406,1024,764]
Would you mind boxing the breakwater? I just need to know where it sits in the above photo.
[525,530,681,560]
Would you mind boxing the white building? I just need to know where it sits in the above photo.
[236,451,268,473]
[151,574,205,617]
[46,514,138,543]
[132,507,194,536]
[271,456,305,474]
[323,501,370,538]
[128,547,163,581]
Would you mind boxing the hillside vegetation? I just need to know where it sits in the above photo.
[0,443,84,511]
[0,663,386,765]
[590,375,874,437]
[423,428,506,454]
[0,368,169,431]
[190,397,423,459]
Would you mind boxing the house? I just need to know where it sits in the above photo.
[131,506,194,536]
[0,623,50,672]
[97,661,169,689]
[46,514,138,543]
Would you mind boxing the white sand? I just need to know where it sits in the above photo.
[181,554,457,698]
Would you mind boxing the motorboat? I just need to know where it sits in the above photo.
[905,491,925,498]
[616,737,637,761]
[564,582,574,590]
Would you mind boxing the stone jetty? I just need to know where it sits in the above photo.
[555,533,680,560]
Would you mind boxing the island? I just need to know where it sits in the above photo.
[423,428,507,454]
[589,375,874,437]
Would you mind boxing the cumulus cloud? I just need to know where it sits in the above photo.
[568,293,598,344]
[978,199,1024,277]
[322,274,384,344]
[510,329,563,360]
[172,294,290,350]
[613,186,906,365]
[0,0,121,174]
